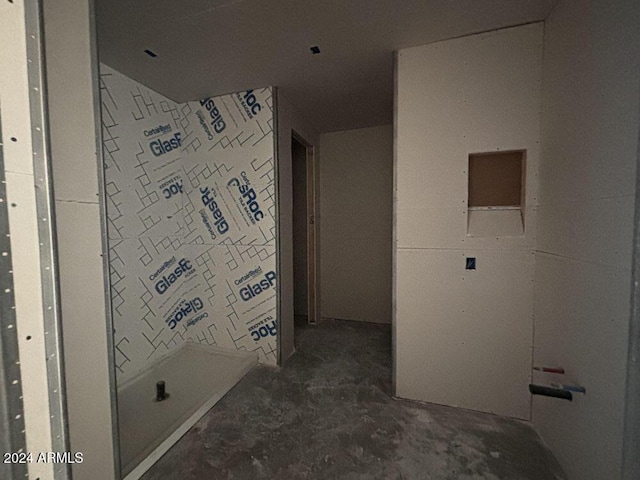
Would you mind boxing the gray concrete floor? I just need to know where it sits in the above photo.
[141,319,565,479]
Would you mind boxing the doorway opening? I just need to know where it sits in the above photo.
[291,132,317,331]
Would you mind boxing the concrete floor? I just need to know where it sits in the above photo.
[142,320,565,480]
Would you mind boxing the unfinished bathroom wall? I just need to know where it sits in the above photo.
[395,23,543,419]
[320,125,393,324]
[101,64,277,384]
[533,0,640,478]
[42,1,119,478]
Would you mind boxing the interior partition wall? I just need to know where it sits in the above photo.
[394,23,543,420]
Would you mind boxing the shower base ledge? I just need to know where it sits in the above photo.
[118,343,258,479]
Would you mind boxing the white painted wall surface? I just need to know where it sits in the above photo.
[276,92,320,361]
[394,24,543,419]
[533,1,640,478]
[319,125,393,324]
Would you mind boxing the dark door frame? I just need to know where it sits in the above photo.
[291,130,318,325]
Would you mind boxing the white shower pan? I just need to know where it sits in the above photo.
[117,344,257,479]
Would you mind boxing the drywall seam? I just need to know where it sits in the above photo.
[622,80,640,480]
[536,249,634,269]
[536,193,634,206]
[529,19,546,424]
[392,50,399,396]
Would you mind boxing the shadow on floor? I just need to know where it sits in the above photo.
[141,320,565,480]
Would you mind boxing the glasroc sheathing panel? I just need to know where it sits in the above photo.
[100,64,277,384]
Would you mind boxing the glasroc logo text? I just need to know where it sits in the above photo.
[239,271,276,301]
[200,186,230,235]
[154,258,195,295]
[166,297,204,329]
[235,90,262,119]
[198,97,226,139]
[149,132,182,157]
[227,172,264,224]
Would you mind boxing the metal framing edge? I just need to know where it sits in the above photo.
[391,49,399,398]
[0,105,29,480]
[23,1,70,477]
[88,0,122,475]
[272,86,282,367]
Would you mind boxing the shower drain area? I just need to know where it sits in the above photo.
[117,344,257,479]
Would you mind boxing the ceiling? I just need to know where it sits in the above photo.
[95,0,557,133]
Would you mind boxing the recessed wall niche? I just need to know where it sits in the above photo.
[467,150,526,236]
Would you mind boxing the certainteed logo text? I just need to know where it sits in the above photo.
[144,124,172,137]
[197,97,226,140]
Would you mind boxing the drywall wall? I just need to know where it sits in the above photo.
[42,0,119,478]
[292,139,308,316]
[532,1,640,478]
[276,92,320,362]
[101,64,277,384]
[0,2,62,478]
[319,125,393,324]
[395,23,543,419]
[624,145,640,480]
